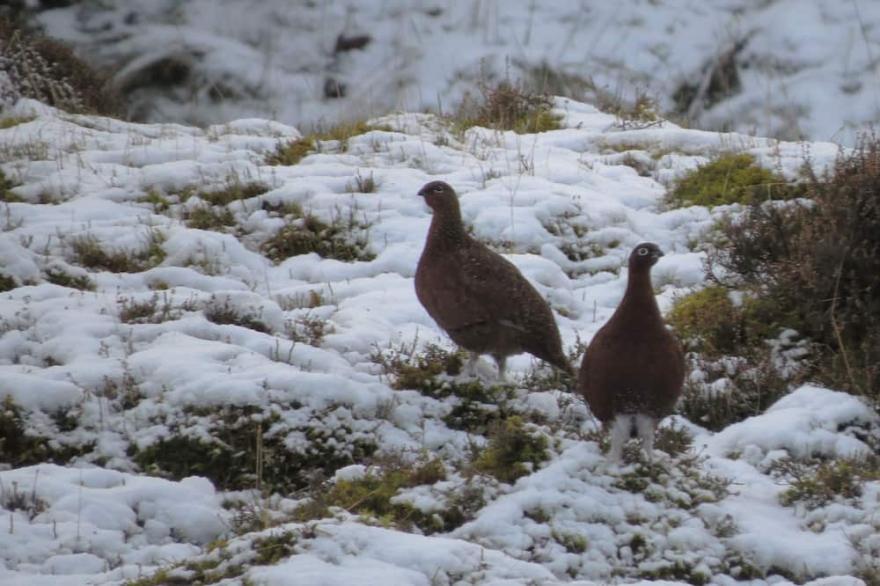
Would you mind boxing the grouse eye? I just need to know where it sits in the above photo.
[432,186,444,193]
[637,248,649,256]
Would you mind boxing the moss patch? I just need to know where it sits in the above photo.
[666,153,797,208]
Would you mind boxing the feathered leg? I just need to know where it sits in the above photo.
[635,414,657,462]
[608,415,633,463]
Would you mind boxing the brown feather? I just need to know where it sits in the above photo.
[578,243,685,423]
[414,181,572,374]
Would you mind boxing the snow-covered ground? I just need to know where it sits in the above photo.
[0,97,878,585]
[34,0,880,144]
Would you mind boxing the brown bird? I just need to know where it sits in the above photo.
[577,242,685,462]
[414,180,572,380]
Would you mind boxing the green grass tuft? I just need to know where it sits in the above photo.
[666,153,798,208]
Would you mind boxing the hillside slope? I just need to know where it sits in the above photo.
[0,98,878,585]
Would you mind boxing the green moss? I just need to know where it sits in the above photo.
[265,121,388,166]
[70,231,166,273]
[454,82,561,134]
[666,153,798,208]
[260,206,374,263]
[473,416,549,483]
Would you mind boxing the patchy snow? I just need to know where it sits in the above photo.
[0,97,877,584]
[33,0,880,144]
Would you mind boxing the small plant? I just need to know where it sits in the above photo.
[372,342,465,392]
[773,456,880,508]
[0,272,17,291]
[0,396,87,467]
[260,205,374,263]
[0,18,124,115]
[44,267,95,291]
[185,205,236,230]
[666,153,796,208]
[286,313,332,346]
[139,189,172,213]
[0,169,22,202]
[265,121,387,166]
[667,286,780,358]
[118,293,182,325]
[253,531,297,565]
[294,456,447,531]
[0,478,48,521]
[70,231,166,273]
[0,115,35,129]
[703,138,880,402]
[131,405,377,493]
[454,81,561,134]
[348,170,377,193]
[203,298,271,333]
[473,416,549,483]
[553,530,588,554]
[198,181,269,206]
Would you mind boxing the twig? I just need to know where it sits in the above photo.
[830,253,860,394]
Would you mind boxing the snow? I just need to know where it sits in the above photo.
[33,0,880,145]
[0,96,878,584]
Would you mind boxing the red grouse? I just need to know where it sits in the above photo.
[577,242,685,462]
[414,181,572,380]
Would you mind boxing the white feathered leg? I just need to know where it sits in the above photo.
[635,414,657,462]
[608,415,633,463]
[465,352,480,377]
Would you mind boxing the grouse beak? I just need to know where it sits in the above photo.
[653,249,665,260]
[417,187,427,197]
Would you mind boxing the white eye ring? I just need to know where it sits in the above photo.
[638,248,650,256]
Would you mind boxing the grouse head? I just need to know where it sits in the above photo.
[629,242,664,270]
[418,181,459,213]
